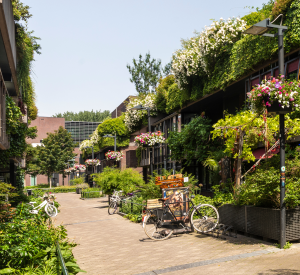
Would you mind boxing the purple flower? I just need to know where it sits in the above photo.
[275,83,281,89]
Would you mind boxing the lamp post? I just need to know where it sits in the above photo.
[68,158,75,184]
[103,134,117,151]
[244,16,288,249]
[130,104,153,176]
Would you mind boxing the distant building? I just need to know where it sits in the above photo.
[25,117,65,187]
[65,121,101,146]
[110,96,136,119]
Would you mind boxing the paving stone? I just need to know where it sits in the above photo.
[54,193,300,275]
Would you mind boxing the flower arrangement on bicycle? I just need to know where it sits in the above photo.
[85,159,101,166]
[134,131,166,147]
[105,150,124,161]
[247,76,300,112]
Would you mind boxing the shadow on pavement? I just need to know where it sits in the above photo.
[193,231,273,247]
[258,269,300,274]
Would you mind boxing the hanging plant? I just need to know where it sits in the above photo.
[85,159,101,166]
[134,131,165,147]
[74,164,86,171]
[247,76,300,112]
[105,151,124,161]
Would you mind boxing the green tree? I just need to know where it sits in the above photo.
[53,110,110,122]
[38,127,76,188]
[127,52,171,95]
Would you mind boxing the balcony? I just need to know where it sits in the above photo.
[0,0,18,96]
[0,69,9,149]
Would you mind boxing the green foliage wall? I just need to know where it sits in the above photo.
[97,114,130,148]
[158,0,300,115]
[167,116,222,165]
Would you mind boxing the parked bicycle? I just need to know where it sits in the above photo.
[143,190,219,241]
[28,193,58,217]
[108,190,135,215]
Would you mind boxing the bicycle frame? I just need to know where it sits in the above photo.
[147,198,201,226]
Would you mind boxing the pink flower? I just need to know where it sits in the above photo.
[279,91,282,94]
[257,93,262,97]
[279,87,282,90]
[290,98,294,101]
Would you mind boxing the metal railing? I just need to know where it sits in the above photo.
[56,241,69,275]
[81,190,103,199]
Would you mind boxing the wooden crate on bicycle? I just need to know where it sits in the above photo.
[146,199,162,209]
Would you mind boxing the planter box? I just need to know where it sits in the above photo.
[219,204,300,242]
[266,100,293,114]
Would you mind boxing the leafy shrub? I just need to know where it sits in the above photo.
[234,154,300,209]
[0,202,84,274]
[119,195,144,223]
[92,167,144,195]
[81,188,103,199]
[70,176,86,186]
[24,184,50,189]
[30,187,77,197]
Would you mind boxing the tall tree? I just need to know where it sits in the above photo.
[127,52,171,95]
[53,110,110,122]
[38,126,76,188]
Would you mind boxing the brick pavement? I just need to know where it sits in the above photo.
[53,193,300,275]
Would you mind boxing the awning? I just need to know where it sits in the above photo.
[252,147,279,160]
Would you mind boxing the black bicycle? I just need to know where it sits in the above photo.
[143,190,219,241]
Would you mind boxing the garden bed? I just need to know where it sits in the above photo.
[219,204,300,242]
[81,189,103,199]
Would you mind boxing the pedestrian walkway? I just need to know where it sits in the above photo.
[54,193,300,275]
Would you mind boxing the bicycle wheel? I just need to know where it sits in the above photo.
[191,204,219,233]
[143,214,173,241]
[108,201,119,215]
[45,204,58,217]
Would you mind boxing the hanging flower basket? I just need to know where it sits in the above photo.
[85,159,101,166]
[247,76,300,114]
[64,168,72,173]
[134,131,166,147]
[74,164,86,171]
[105,151,124,161]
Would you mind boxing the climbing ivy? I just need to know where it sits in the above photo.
[167,116,222,165]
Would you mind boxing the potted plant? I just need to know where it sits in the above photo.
[105,151,124,161]
[75,183,89,194]
[70,176,88,194]
[247,76,300,114]
[134,131,165,147]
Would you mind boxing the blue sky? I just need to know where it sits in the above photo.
[25,0,267,117]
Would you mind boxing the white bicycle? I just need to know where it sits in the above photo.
[29,194,58,217]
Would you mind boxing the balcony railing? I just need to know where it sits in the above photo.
[0,69,9,149]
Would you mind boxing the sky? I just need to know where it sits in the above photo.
[24,0,268,117]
